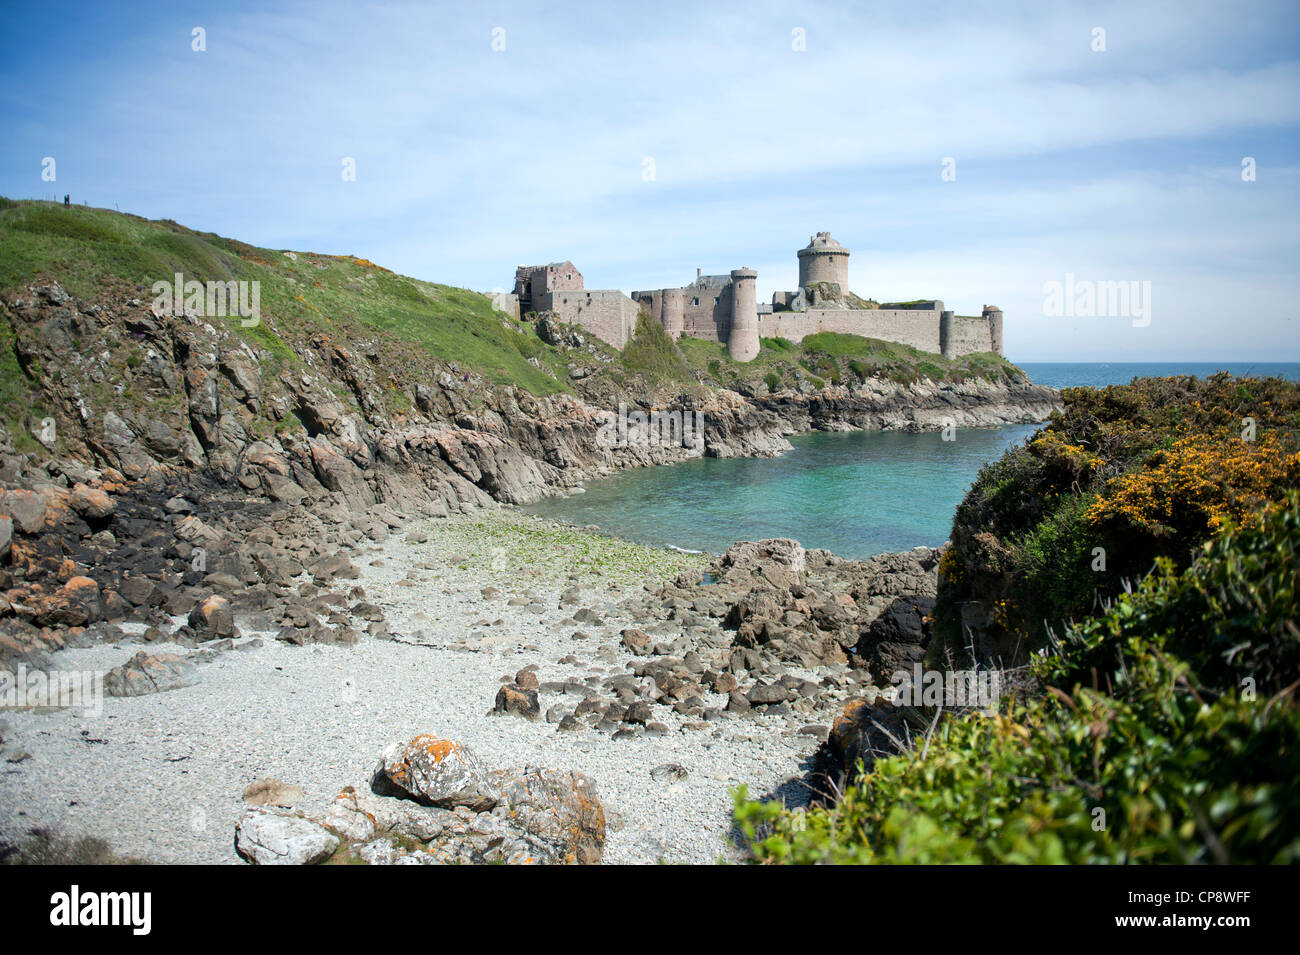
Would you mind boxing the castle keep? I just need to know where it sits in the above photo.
[508,233,1003,362]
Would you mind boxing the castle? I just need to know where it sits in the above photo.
[504,233,1003,362]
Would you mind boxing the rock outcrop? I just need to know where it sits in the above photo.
[0,280,1055,678]
[236,736,606,865]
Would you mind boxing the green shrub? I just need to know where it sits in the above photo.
[619,308,693,383]
[737,499,1300,864]
[936,374,1300,656]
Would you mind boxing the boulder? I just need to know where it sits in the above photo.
[36,576,103,627]
[104,651,200,697]
[620,628,652,655]
[371,735,499,811]
[119,576,164,608]
[493,767,606,865]
[0,489,47,534]
[235,808,338,865]
[69,483,114,520]
[493,683,541,720]
[188,594,235,638]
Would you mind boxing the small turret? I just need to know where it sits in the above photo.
[940,310,955,358]
[728,268,760,362]
[661,287,684,339]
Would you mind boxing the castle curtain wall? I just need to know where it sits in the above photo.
[540,289,641,349]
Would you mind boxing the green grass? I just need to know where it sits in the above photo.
[619,309,694,384]
[0,199,569,397]
[0,314,50,452]
[0,198,1028,441]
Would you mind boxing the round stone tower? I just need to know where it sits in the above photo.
[728,268,760,362]
[939,310,955,359]
[797,232,850,296]
[660,287,684,339]
[982,305,1004,356]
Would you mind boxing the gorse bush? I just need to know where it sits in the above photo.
[736,499,1300,864]
[1043,496,1300,701]
[936,374,1300,658]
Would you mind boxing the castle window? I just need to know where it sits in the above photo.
[693,297,699,306]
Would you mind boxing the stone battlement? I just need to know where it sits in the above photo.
[512,233,1003,361]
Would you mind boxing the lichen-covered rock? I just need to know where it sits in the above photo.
[68,483,114,520]
[188,594,234,638]
[494,767,606,865]
[34,576,103,628]
[312,743,607,865]
[0,489,48,534]
[333,785,453,842]
[235,808,338,865]
[104,650,199,697]
[371,735,499,811]
[492,683,540,720]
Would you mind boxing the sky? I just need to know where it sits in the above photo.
[1,0,1298,362]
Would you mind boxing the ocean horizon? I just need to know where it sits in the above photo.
[1018,361,1300,388]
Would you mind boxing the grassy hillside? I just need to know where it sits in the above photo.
[0,198,1030,445]
[677,331,1020,394]
[0,198,571,396]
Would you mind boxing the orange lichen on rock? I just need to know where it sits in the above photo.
[410,734,461,764]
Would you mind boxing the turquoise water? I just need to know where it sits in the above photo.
[525,362,1300,559]
[526,424,1041,558]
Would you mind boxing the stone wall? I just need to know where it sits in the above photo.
[541,289,641,349]
[635,285,730,343]
[758,308,940,354]
[754,303,998,358]
[945,314,997,356]
[483,291,519,320]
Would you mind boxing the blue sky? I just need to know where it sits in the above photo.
[2,0,1298,361]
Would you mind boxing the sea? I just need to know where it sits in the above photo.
[523,362,1300,559]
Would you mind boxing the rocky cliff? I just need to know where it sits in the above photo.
[0,278,1057,673]
[2,282,1057,513]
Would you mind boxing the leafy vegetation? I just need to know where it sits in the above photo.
[619,308,694,384]
[935,373,1300,657]
[736,497,1300,864]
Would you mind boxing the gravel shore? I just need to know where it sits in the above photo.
[0,509,824,864]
